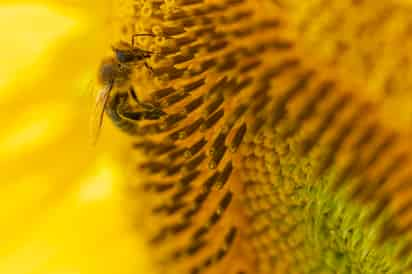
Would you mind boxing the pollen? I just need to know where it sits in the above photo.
[107,0,412,273]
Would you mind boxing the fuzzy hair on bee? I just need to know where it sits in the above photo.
[90,33,166,143]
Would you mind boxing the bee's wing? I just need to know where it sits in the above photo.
[89,81,113,145]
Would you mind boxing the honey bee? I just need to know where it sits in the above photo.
[91,33,166,142]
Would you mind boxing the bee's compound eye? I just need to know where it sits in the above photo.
[114,49,134,63]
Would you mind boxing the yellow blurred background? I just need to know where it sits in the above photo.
[0,2,152,274]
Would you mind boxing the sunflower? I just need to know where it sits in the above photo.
[2,1,412,274]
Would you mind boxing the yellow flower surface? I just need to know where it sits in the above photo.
[0,2,153,274]
[2,1,412,274]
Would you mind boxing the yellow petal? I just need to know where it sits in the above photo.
[0,4,77,90]
[0,3,149,274]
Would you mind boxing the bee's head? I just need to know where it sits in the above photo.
[113,48,135,63]
[112,41,136,63]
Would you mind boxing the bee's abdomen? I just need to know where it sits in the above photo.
[106,93,140,135]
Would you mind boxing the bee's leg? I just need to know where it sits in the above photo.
[129,86,159,109]
[122,107,166,121]
[128,86,141,104]
[144,62,154,74]
[122,111,145,121]
[131,33,155,47]
[112,90,165,122]
[113,92,145,120]
[141,109,167,120]
[131,33,172,47]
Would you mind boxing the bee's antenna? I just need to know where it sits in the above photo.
[129,86,140,104]
[131,33,156,47]
[131,33,172,47]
